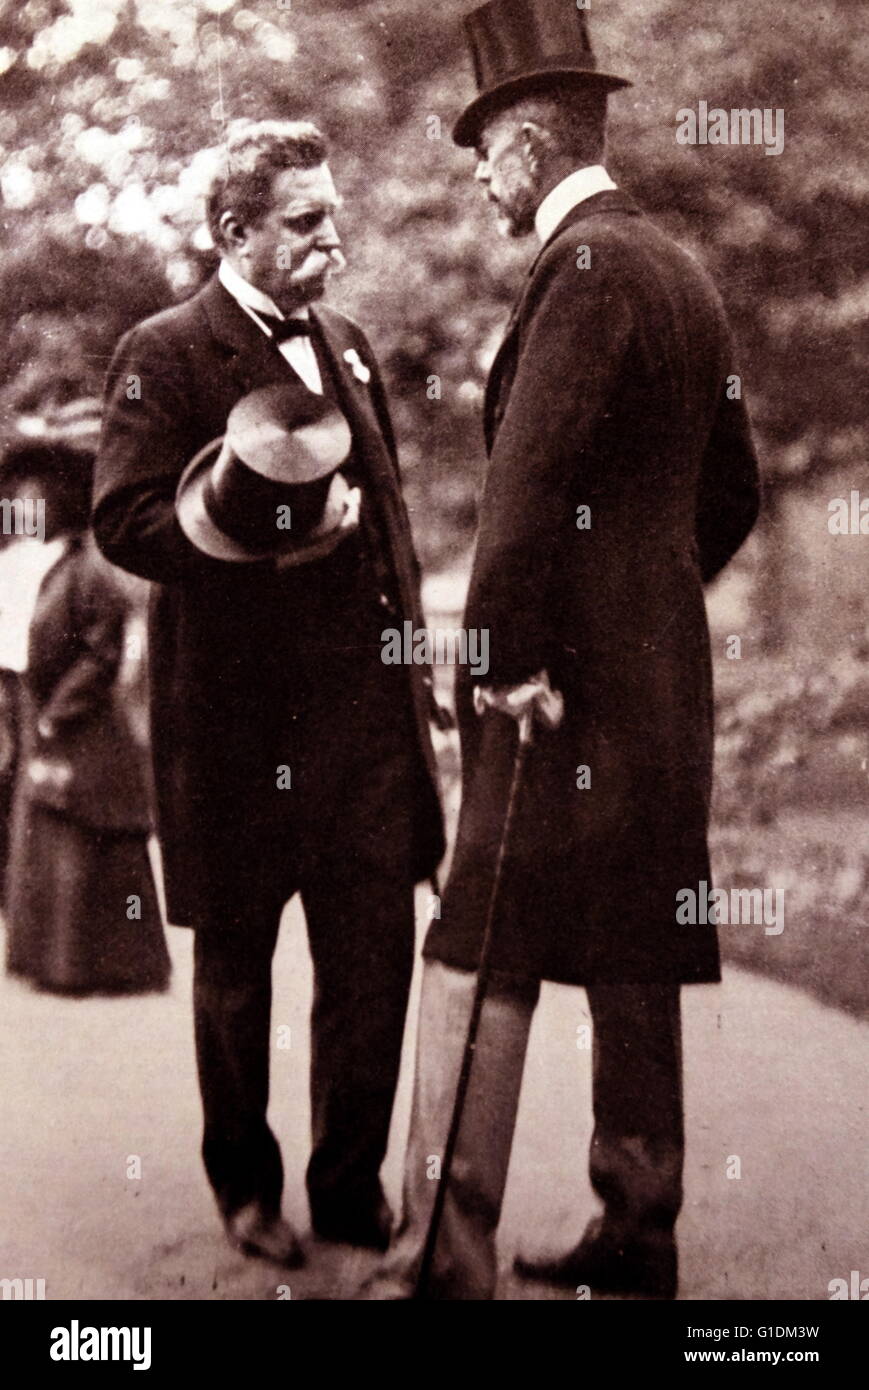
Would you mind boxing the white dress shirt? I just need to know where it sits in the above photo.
[534,164,618,246]
[218,258,324,395]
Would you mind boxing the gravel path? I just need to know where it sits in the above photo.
[2,901,866,1301]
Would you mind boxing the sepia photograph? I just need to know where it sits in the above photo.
[0,0,866,1352]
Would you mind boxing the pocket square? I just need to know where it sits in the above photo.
[343,348,372,385]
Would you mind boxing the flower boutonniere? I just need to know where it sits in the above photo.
[343,348,372,386]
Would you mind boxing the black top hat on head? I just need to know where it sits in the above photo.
[453,0,632,148]
[175,381,355,563]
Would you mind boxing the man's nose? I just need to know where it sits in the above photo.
[316,217,341,250]
[474,160,490,185]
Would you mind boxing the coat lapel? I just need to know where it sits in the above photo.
[197,275,296,398]
[310,306,439,780]
[483,190,643,451]
[309,308,391,473]
[310,307,420,610]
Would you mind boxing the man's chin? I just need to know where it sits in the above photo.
[493,207,533,239]
[277,274,330,311]
[300,276,329,302]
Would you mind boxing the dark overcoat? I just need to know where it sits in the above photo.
[424,190,761,985]
[92,276,444,929]
[5,534,168,995]
[13,534,152,833]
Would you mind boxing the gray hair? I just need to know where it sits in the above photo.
[207,119,329,248]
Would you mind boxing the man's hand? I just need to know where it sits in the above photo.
[473,669,564,731]
[319,479,361,539]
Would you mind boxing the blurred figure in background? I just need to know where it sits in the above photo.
[1,399,169,995]
[0,533,21,907]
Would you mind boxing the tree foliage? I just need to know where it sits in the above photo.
[0,0,863,566]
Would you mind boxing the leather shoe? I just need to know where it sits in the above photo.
[224,1202,304,1268]
[514,1217,677,1299]
[311,1194,393,1252]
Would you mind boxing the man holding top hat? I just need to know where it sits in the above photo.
[93,119,444,1266]
[367,0,760,1299]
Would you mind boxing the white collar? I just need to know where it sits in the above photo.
[218,258,310,323]
[534,165,618,246]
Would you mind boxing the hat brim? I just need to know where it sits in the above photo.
[175,438,348,564]
[176,438,267,561]
[453,68,632,147]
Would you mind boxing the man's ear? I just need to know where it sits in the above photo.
[218,210,247,248]
[520,120,551,174]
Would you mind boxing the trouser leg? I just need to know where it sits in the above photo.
[286,640,422,1222]
[302,860,415,1219]
[585,983,684,1235]
[193,886,286,1220]
[382,960,538,1300]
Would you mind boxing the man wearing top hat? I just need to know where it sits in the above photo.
[367,0,760,1299]
[93,118,445,1266]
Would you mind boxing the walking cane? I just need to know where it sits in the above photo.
[414,704,537,1299]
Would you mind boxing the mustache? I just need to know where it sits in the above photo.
[296,247,346,277]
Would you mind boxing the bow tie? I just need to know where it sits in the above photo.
[259,313,313,343]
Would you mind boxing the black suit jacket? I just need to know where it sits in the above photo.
[93,276,444,927]
[425,190,761,985]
